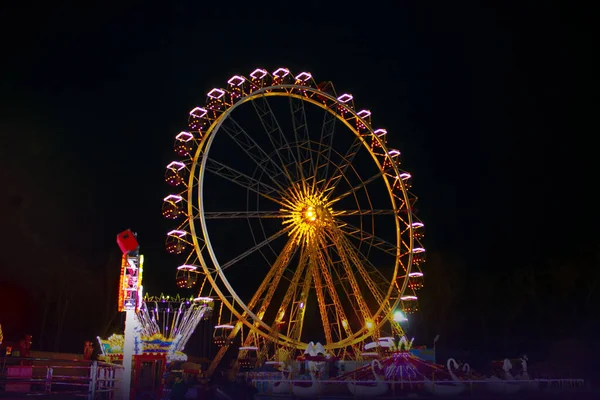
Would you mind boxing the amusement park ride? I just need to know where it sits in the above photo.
[96,230,213,399]
[162,67,426,377]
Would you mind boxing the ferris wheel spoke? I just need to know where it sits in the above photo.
[331,228,390,307]
[327,170,385,205]
[237,237,298,360]
[326,234,374,330]
[335,209,396,217]
[212,237,298,369]
[313,240,356,341]
[311,109,337,190]
[205,158,286,207]
[279,247,311,342]
[245,236,297,320]
[220,117,291,192]
[336,234,404,336]
[336,221,402,257]
[318,244,364,327]
[340,234,395,290]
[286,249,314,343]
[289,97,315,180]
[310,260,333,344]
[218,225,292,272]
[202,211,286,219]
[321,136,363,194]
[252,96,302,184]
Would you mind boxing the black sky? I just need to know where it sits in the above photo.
[1,1,597,353]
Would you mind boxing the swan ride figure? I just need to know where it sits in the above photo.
[347,359,389,397]
[423,358,466,396]
[486,358,522,394]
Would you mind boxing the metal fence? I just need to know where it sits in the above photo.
[251,377,587,398]
[0,357,123,399]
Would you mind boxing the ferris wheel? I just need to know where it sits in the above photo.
[162,67,425,373]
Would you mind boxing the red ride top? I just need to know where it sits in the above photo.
[117,229,139,255]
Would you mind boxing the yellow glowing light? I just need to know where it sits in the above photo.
[305,207,315,220]
[280,184,334,246]
[341,320,348,328]
[365,320,374,330]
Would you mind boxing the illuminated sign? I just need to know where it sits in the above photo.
[118,254,144,312]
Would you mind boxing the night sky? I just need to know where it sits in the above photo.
[1,1,596,365]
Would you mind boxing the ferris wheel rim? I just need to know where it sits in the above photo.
[187,82,417,349]
[194,87,412,348]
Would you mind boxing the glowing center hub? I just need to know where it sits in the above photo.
[281,186,335,244]
[304,206,318,223]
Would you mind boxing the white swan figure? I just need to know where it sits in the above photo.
[518,355,529,380]
[271,365,292,394]
[292,369,322,397]
[515,355,539,391]
[314,342,326,355]
[462,363,470,375]
[304,342,317,356]
[347,359,388,397]
[423,358,466,396]
[486,358,522,394]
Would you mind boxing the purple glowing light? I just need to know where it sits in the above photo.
[249,68,267,80]
[227,75,245,86]
[273,68,290,78]
[295,72,312,82]
[357,110,372,119]
[189,107,207,118]
[337,93,353,103]
[166,161,185,171]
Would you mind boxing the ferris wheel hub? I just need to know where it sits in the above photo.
[281,187,335,244]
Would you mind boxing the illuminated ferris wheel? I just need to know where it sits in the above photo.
[162,67,425,373]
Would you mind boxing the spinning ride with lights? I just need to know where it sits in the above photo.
[162,67,426,375]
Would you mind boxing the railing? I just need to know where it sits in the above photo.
[250,377,587,398]
[0,357,123,399]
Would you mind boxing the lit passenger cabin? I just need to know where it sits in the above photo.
[400,295,419,314]
[383,149,401,170]
[371,129,388,154]
[336,93,353,115]
[227,75,246,102]
[162,195,183,220]
[412,247,426,265]
[411,221,425,240]
[165,161,185,187]
[175,265,199,289]
[165,230,187,255]
[249,68,268,92]
[213,324,234,347]
[295,71,312,85]
[188,108,208,132]
[356,109,372,133]
[408,267,424,290]
[174,131,194,157]
[397,172,412,190]
[272,67,291,85]
[238,346,259,370]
